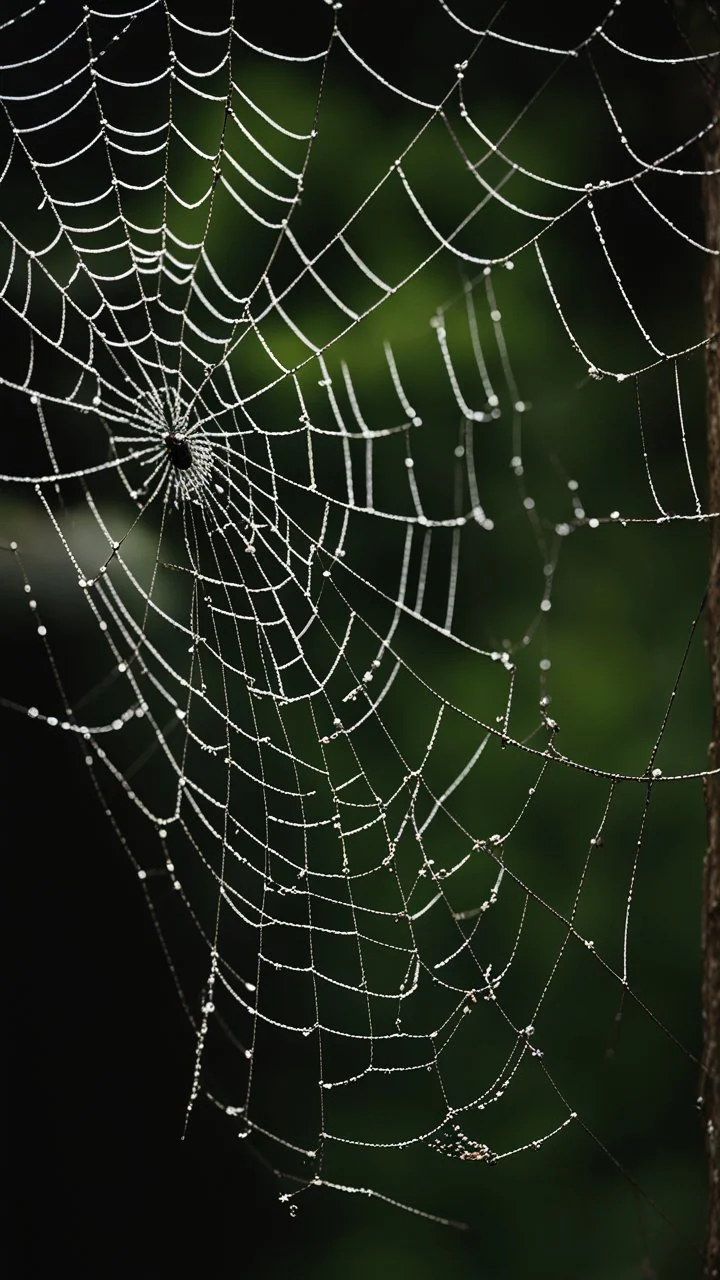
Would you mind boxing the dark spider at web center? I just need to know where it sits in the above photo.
[165,433,193,470]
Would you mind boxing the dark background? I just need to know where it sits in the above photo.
[4,2,716,1276]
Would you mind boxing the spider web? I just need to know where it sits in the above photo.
[2,0,717,1248]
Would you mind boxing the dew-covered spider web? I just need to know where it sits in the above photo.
[2,0,718,1255]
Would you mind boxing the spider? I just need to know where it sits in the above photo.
[165,432,193,471]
